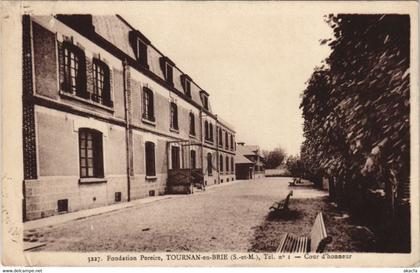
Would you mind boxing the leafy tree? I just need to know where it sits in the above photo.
[300,15,410,246]
[264,147,287,169]
[285,155,304,178]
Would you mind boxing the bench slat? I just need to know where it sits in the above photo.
[277,212,332,253]
[310,212,332,252]
[283,234,292,252]
[298,237,308,252]
[285,234,296,252]
[277,234,308,253]
[276,233,288,252]
[296,237,303,253]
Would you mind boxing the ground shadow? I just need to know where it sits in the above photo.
[248,196,379,252]
[266,209,302,222]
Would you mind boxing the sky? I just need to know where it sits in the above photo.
[124,2,333,156]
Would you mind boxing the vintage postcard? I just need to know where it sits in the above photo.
[1,0,419,268]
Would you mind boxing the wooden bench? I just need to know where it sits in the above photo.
[289,177,302,187]
[276,212,332,253]
[270,190,293,213]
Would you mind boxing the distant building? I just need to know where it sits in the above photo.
[234,143,265,179]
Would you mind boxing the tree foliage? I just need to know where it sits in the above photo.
[300,15,410,212]
[285,155,304,178]
[263,147,287,169]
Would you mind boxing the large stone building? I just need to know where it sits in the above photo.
[22,15,236,221]
[235,143,265,180]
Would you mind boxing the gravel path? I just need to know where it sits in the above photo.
[30,177,326,252]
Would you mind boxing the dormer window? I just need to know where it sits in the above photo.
[200,90,209,110]
[135,38,148,66]
[165,63,173,85]
[181,74,192,98]
[160,57,175,86]
[129,30,150,69]
[203,96,208,109]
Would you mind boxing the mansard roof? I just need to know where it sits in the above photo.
[54,14,239,130]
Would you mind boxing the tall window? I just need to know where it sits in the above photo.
[219,154,224,172]
[143,87,155,121]
[225,132,229,149]
[204,121,209,140]
[79,129,103,178]
[226,156,229,172]
[190,150,196,169]
[189,113,195,135]
[231,157,234,173]
[145,142,156,176]
[207,153,212,176]
[209,123,213,141]
[219,129,223,147]
[171,146,180,169]
[92,59,111,106]
[230,135,234,150]
[63,42,86,97]
[170,102,178,130]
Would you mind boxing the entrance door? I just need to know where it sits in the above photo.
[190,150,196,169]
[171,146,180,169]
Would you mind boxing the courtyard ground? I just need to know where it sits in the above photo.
[25,177,374,252]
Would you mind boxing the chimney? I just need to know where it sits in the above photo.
[56,15,95,35]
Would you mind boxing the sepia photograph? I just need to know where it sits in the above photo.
[1,0,419,268]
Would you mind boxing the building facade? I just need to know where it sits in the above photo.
[22,15,236,221]
[235,143,265,180]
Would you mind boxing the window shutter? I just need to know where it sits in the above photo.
[180,74,186,90]
[128,31,137,58]
[167,65,173,85]
[150,144,155,176]
[102,64,112,106]
[174,104,178,129]
[58,42,66,91]
[226,156,229,172]
[159,57,166,77]
[149,91,155,120]
[75,48,88,99]
[145,142,156,176]
[142,89,147,118]
[231,158,234,172]
[191,150,196,169]
[207,153,212,175]
[93,132,104,177]
[190,113,195,135]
